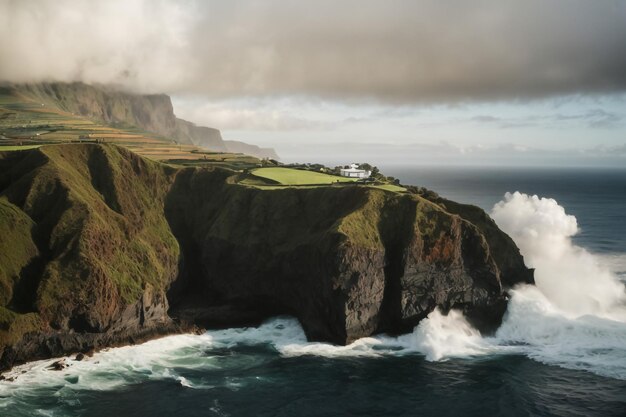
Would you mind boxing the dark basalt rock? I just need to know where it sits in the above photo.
[165,166,534,344]
[47,359,66,371]
[0,144,533,372]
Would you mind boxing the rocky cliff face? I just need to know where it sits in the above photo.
[0,144,532,370]
[173,119,227,152]
[0,144,181,370]
[14,83,178,137]
[10,83,278,159]
[165,170,532,343]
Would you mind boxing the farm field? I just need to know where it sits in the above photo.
[249,167,356,185]
[370,184,407,193]
[0,145,41,151]
[0,89,262,170]
[239,166,406,193]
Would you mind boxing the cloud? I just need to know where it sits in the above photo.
[0,0,194,93]
[471,115,502,123]
[172,98,334,131]
[584,109,623,129]
[1,0,626,103]
[469,109,624,129]
[273,138,626,167]
[586,144,626,157]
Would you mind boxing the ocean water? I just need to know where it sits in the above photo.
[1,167,626,417]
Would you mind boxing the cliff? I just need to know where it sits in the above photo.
[0,144,181,370]
[0,144,533,370]
[8,83,279,159]
[12,83,178,137]
[173,119,227,152]
[222,140,280,160]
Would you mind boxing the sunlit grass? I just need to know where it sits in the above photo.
[251,167,355,185]
[0,145,42,151]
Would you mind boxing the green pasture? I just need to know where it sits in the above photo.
[250,167,356,185]
[243,167,407,193]
[0,145,42,151]
[370,184,407,193]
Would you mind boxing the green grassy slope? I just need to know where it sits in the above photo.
[0,144,180,346]
[0,197,38,306]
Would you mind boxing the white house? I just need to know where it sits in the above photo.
[339,163,371,179]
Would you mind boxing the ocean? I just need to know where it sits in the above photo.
[1,167,625,417]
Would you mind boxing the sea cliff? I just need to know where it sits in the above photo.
[0,144,533,371]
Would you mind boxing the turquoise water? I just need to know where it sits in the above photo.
[1,167,625,417]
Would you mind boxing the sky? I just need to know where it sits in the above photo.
[1,0,625,167]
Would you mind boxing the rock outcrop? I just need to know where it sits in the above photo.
[0,144,533,371]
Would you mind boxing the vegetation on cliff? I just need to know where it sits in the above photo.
[0,143,533,370]
[0,144,180,367]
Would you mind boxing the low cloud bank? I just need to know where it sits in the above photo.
[1,0,626,102]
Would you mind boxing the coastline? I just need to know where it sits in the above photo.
[0,319,200,376]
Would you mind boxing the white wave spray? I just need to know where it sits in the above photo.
[275,191,626,377]
[491,192,626,319]
[489,192,626,379]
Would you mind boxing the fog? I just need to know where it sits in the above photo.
[2,0,626,102]
[2,0,625,165]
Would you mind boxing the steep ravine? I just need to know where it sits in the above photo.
[0,144,533,371]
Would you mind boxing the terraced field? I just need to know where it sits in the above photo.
[0,145,41,151]
[0,89,261,171]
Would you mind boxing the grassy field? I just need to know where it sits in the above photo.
[240,167,407,193]
[371,184,407,193]
[249,167,356,185]
[0,144,41,151]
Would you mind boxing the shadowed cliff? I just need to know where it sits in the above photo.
[0,144,532,370]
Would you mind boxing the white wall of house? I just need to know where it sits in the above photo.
[339,165,371,178]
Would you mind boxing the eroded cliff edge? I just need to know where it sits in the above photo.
[0,144,533,371]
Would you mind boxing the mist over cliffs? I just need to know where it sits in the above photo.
[7,82,279,160]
